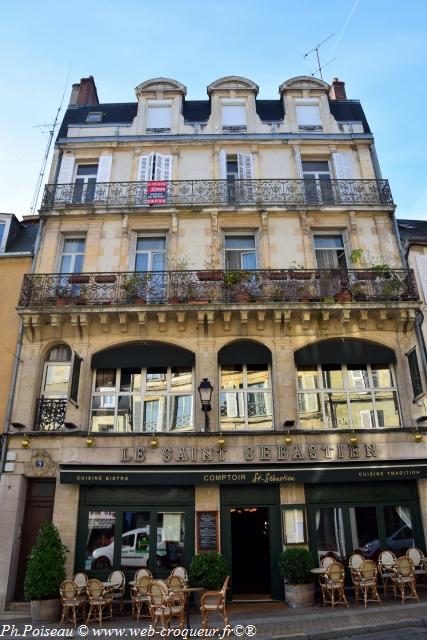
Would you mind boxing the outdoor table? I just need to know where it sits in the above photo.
[310,568,326,575]
[176,587,205,628]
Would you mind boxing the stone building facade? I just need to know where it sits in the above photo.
[1,74,426,606]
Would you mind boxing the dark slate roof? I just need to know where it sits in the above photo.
[56,98,370,135]
[57,103,138,138]
[256,100,285,122]
[328,100,371,133]
[5,218,39,253]
[398,219,427,242]
[182,100,211,122]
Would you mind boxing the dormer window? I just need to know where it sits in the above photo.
[85,111,103,123]
[146,101,172,133]
[221,100,247,132]
[296,100,322,132]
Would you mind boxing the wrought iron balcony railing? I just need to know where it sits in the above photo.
[40,178,394,210]
[19,269,418,308]
[34,397,67,431]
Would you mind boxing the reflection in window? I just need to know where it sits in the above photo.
[92,366,193,433]
[86,511,116,570]
[297,363,400,430]
[315,508,345,562]
[349,506,378,553]
[156,513,185,569]
[121,512,150,569]
[220,364,272,430]
[383,505,414,557]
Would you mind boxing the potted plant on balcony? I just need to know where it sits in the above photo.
[278,547,315,608]
[24,522,68,623]
[122,273,151,304]
[197,238,223,281]
[168,254,194,303]
[55,286,68,306]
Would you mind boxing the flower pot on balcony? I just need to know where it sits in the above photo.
[197,271,223,281]
[56,298,67,307]
[168,297,182,304]
[334,290,352,303]
[135,297,147,305]
[95,274,117,283]
[68,274,90,284]
[189,299,210,304]
[234,291,251,303]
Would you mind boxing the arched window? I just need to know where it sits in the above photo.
[218,341,273,430]
[295,339,400,430]
[42,345,72,398]
[90,342,194,433]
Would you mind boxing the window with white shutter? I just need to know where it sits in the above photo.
[222,102,247,132]
[146,103,172,132]
[220,152,254,203]
[296,101,322,131]
[332,152,353,179]
[57,156,75,184]
[138,153,172,181]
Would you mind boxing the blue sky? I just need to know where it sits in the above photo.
[1,0,426,220]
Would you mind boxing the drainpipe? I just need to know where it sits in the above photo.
[0,218,45,474]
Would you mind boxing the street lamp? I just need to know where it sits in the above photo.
[198,378,213,433]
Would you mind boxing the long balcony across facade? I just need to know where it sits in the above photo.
[40,179,394,210]
[19,269,418,308]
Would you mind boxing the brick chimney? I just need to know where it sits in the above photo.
[329,77,347,101]
[69,76,99,106]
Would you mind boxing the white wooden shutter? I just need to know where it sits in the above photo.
[154,153,164,180]
[147,106,171,129]
[219,150,227,179]
[293,147,304,178]
[332,152,353,179]
[296,105,321,126]
[97,155,112,183]
[222,105,246,126]
[161,155,173,180]
[57,156,75,184]
[138,154,153,181]
[415,255,427,302]
[237,153,253,179]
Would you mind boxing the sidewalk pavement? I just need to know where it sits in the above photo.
[2,593,427,639]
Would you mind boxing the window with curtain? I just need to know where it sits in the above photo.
[91,366,193,433]
[224,235,256,270]
[297,363,400,430]
[313,234,347,270]
[220,363,272,430]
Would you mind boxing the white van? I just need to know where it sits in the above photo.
[91,527,165,569]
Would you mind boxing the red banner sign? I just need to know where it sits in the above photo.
[147,181,167,205]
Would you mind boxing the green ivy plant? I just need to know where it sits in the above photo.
[189,552,228,590]
[278,547,315,585]
[24,522,68,601]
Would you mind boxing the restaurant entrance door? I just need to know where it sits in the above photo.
[220,485,282,600]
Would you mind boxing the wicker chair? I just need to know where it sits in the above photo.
[320,556,335,569]
[60,580,85,628]
[378,551,397,594]
[349,554,364,604]
[147,579,185,630]
[406,548,427,580]
[135,568,153,580]
[320,562,349,608]
[107,570,126,616]
[73,572,89,592]
[200,576,230,629]
[170,566,188,585]
[392,556,420,604]
[86,578,113,625]
[131,575,152,621]
[357,560,381,607]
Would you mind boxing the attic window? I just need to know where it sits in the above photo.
[86,112,103,123]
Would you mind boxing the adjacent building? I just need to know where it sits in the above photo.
[1,74,426,606]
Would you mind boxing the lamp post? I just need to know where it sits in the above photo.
[198,378,213,433]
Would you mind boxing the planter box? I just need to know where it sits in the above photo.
[56,298,67,306]
[197,271,223,281]
[233,292,251,302]
[284,583,315,608]
[269,271,286,281]
[68,275,90,284]
[95,274,117,283]
[334,291,352,303]
[291,271,313,280]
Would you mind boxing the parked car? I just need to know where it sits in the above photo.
[91,527,165,569]
[363,525,414,560]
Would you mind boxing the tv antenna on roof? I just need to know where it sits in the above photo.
[304,34,335,80]
[29,63,72,215]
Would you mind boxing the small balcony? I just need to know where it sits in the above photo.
[34,397,67,431]
[40,178,394,211]
[19,269,418,309]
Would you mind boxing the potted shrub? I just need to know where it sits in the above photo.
[24,522,68,623]
[197,238,223,281]
[189,552,228,606]
[121,273,151,303]
[278,547,315,608]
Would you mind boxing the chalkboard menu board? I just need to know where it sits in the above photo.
[197,511,218,552]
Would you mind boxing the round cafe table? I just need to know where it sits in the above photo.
[310,568,326,575]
